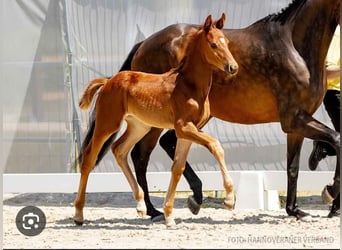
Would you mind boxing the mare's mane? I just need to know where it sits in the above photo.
[174,27,204,73]
[256,0,307,25]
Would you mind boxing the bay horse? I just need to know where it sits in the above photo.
[74,14,238,227]
[90,0,340,221]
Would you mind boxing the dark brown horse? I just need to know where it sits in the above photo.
[90,0,341,220]
[74,14,238,226]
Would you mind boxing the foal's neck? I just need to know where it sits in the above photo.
[176,33,213,95]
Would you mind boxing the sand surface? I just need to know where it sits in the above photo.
[3,192,340,249]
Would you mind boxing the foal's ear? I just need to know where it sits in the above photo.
[215,13,226,29]
[204,14,213,33]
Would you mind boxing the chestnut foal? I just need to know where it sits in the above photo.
[73,14,238,227]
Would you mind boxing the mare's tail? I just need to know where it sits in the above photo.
[75,116,119,171]
[76,42,143,170]
[118,41,143,71]
[89,42,143,165]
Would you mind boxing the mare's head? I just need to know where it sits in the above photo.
[200,13,238,75]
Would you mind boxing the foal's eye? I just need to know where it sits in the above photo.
[210,43,218,49]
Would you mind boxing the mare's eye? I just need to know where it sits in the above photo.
[210,43,218,49]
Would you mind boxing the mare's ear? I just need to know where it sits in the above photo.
[215,13,226,29]
[204,14,213,33]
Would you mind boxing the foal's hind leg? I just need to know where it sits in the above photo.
[112,116,152,217]
[74,89,124,225]
[74,132,113,225]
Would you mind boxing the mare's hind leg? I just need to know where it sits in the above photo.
[131,128,164,221]
[112,116,152,217]
[160,130,203,214]
[328,193,340,218]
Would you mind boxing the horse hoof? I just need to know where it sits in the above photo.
[151,214,165,223]
[223,200,234,210]
[286,207,310,219]
[73,213,84,226]
[137,209,147,218]
[165,216,176,228]
[328,209,340,218]
[223,193,235,210]
[321,186,334,205]
[299,215,313,221]
[187,196,201,215]
[136,200,147,218]
[73,219,84,226]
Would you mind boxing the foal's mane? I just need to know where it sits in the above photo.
[257,0,307,25]
[174,27,204,72]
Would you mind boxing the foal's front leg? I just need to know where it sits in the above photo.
[163,139,192,227]
[176,122,235,209]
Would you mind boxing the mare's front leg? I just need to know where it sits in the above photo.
[160,130,203,215]
[286,134,309,219]
[282,109,340,218]
[131,127,164,221]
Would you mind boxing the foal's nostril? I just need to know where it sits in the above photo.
[225,64,238,74]
[230,64,238,74]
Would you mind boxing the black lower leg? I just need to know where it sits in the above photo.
[328,193,340,218]
[286,135,309,219]
[131,139,163,219]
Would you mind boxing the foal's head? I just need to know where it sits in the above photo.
[201,14,238,75]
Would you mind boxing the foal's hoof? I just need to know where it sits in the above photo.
[136,200,147,218]
[73,217,84,226]
[223,193,235,210]
[73,213,84,226]
[223,200,235,210]
[165,216,176,228]
[321,185,334,205]
[136,209,147,218]
[187,196,201,215]
[74,220,84,226]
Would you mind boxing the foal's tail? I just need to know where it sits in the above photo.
[79,78,108,110]
[75,77,113,171]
